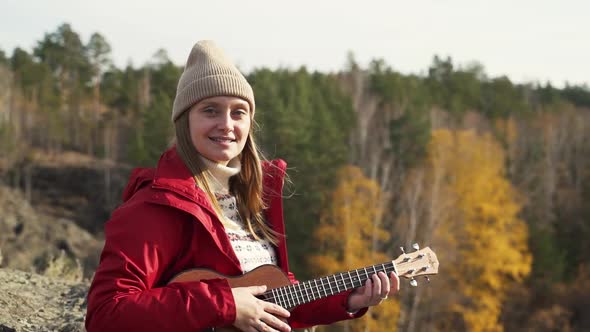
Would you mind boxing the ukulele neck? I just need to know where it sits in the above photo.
[261,261,398,309]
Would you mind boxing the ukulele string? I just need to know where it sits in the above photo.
[263,262,400,304]
[263,259,430,305]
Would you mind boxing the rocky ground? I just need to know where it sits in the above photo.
[0,268,88,332]
[0,184,95,331]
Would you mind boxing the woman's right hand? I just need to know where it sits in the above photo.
[231,285,291,332]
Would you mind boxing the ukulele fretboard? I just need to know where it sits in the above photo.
[260,261,398,309]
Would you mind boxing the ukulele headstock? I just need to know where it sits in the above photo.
[393,245,439,286]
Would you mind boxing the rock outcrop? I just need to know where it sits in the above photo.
[0,185,102,277]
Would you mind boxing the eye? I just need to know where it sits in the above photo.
[232,108,248,118]
[202,107,217,116]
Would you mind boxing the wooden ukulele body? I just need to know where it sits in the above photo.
[169,264,292,289]
[168,265,292,332]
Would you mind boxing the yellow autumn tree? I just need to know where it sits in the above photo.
[309,165,399,332]
[429,129,531,332]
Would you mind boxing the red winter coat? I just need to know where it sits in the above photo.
[85,147,366,331]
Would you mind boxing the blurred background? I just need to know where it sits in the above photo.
[0,0,589,331]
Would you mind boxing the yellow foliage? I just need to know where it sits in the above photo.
[428,129,532,332]
[309,165,400,331]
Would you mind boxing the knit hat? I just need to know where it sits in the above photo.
[171,40,255,122]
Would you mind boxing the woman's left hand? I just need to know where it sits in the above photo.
[347,271,400,312]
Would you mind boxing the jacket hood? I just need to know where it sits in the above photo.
[122,167,156,203]
[121,147,196,203]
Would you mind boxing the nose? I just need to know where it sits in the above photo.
[217,111,233,132]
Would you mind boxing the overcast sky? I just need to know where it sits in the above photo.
[1,0,588,88]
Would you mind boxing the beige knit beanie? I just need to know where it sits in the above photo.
[171,40,255,122]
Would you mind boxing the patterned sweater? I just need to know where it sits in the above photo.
[201,157,277,273]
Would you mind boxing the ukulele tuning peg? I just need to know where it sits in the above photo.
[410,278,418,287]
[412,243,420,251]
[400,246,406,254]
[424,276,430,283]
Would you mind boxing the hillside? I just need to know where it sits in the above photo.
[0,149,134,276]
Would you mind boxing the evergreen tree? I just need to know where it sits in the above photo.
[250,68,354,278]
[0,49,8,66]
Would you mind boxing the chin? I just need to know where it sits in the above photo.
[212,155,233,163]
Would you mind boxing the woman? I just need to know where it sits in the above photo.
[85,40,399,332]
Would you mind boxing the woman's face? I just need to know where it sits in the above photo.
[188,96,251,165]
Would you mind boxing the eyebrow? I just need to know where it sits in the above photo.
[200,99,249,110]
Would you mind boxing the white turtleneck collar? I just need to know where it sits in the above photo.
[199,156,241,193]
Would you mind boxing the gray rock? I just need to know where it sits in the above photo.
[0,268,88,332]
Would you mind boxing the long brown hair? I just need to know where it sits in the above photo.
[174,110,279,244]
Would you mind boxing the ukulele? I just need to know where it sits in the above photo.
[168,245,439,332]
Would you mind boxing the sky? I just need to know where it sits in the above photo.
[1,0,588,88]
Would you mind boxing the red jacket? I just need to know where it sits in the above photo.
[86,147,366,331]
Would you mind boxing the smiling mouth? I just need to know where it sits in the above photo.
[210,137,236,143]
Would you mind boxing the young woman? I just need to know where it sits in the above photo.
[85,40,399,332]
